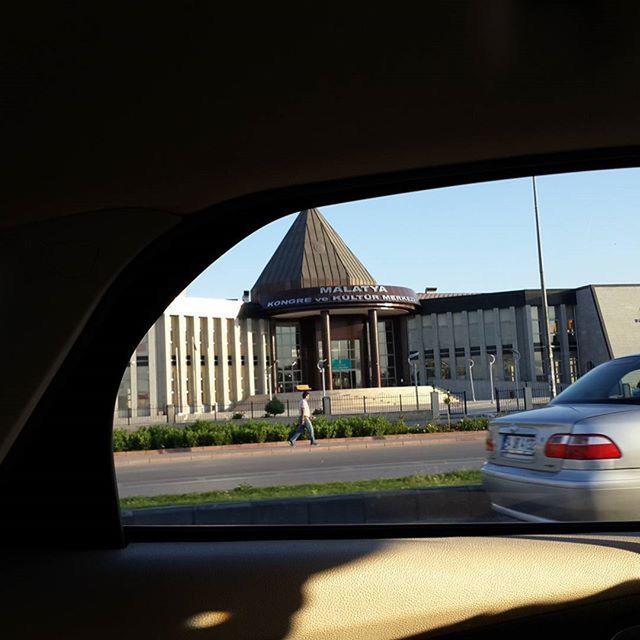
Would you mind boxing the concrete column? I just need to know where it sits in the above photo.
[216,317,230,410]
[413,316,426,384]
[129,354,137,418]
[244,318,256,397]
[321,310,333,390]
[493,307,504,382]
[203,317,216,411]
[155,315,172,412]
[432,313,442,386]
[368,309,381,387]
[191,317,203,413]
[446,312,456,381]
[256,320,268,394]
[523,305,537,382]
[559,304,571,384]
[232,319,243,402]
[147,323,158,414]
[176,315,189,413]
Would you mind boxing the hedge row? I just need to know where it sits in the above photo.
[112,416,488,452]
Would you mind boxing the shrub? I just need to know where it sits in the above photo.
[455,417,489,431]
[265,397,285,416]
[127,427,152,451]
[111,413,486,452]
[112,428,129,452]
[232,412,244,419]
[312,408,324,416]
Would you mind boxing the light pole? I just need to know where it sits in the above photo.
[317,359,327,398]
[468,358,476,402]
[290,359,297,392]
[488,354,496,404]
[532,176,557,399]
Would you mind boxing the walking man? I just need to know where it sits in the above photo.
[288,390,318,446]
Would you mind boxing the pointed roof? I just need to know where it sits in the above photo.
[251,208,375,303]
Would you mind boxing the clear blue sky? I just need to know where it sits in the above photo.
[188,168,640,299]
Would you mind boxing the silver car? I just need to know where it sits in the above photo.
[482,354,640,522]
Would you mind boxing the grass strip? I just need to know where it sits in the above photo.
[120,469,482,510]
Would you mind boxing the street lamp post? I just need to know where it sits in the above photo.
[532,176,557,399]
[290,359,297,393]
[468,358,476,402]
[317,359,327,398]
[488,354,496,404]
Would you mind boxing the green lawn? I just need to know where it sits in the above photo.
[120,469,482,510]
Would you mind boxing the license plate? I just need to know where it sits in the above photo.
[501,434,535,456]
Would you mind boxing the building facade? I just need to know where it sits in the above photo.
[116,209,640,417]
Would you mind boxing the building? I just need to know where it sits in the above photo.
[116,209,640,417]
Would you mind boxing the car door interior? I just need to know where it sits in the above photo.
[4,5,640,639]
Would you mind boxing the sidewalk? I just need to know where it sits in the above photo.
[114,430,487,466]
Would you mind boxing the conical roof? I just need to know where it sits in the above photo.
[251,208,376,303]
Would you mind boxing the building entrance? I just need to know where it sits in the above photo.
[330,338,362,389]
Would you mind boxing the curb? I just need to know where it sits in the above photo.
[114,430,488,466]
[120,484,493,525]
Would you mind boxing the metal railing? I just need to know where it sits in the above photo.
[113,389,476,426]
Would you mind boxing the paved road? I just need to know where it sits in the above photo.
[116,437,487,497]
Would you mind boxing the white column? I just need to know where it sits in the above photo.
[244,318,256,397]
[204,317,216,410]
[216,317,231,410]
[256,320,268,394]
[129,353,138,418]
[147,323,158,415]
[177,315,189,413]
[191,317,203,413]
[232,318,243,402]
[156,314,172,411]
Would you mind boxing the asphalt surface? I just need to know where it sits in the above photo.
[116,438,486,497]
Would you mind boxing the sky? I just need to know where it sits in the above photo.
[187,168,640,299]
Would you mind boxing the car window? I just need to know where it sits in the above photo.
[114,168,640,526]
[553,359,640,403]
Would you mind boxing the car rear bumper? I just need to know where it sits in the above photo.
[482,462,640,522]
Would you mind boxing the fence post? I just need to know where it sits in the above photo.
[363,397,367,413]
[523,386,533,411]
[463,391,467,415]
[430,391,440,421]
[399,395,403,412]
[495,389,500,413]
[286,399,290,417]
[251,402,254,419]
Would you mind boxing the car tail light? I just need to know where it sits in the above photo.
[544,434,621,460]
[486,433,494,451]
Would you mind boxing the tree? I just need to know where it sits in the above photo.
[265,396,285,417]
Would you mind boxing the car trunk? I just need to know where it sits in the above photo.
[486,404,634,473]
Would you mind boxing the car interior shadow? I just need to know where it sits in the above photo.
[399,579,640,639]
